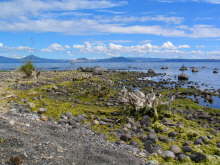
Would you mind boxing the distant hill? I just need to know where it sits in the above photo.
[71,57,220,63]
[1,55,220,64]
[0,56,20,63]
[20,55,68,63]
[96,57,134,62]
[0,55,68,63]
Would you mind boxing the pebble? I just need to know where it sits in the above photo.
[145,160,159,165]
[162,150,175,160]
[182,146,193,152]
[9,120,15,126]
[168,131,178,137]
[170,145,181,154]
[194,138,203,145]
[40,115,48,121]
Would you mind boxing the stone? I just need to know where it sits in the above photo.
[129,141,138,147]
[65,112,73,119]
[170,145,181,154]
[145,160,159,165]
[168,131,178,138]
[217,142,220,148]
[182,146,193,152]
[40,115,48,121]
[147,133,158,143]
[93,120,100,125]
[28,102,36,108]
[159,136,170,143]
[176,153,188,161]
[194,138,203,145]
[58,119,67,125]
[140,115,152,127]
[68,120,78,128]
[125,123,132,129]
[178,73,189,81]
[120,134,131,142]
[190,152,207,163]
[38,108,47,114]
[144,140,160,154]
[162,150,175,160]
[9,120,15,126]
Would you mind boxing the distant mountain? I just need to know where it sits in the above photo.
[0,55,69,63]
[0,56,20,63]
[96,57,134,62]
[1,55,220,64]
[71,57,220,63]
[20,55,68,63]
[71,58,90,63]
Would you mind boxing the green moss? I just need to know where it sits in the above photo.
[0,137,5,143]
[161,88,199,96]
[173,98,202,110]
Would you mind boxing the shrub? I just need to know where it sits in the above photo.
[19,61,35,77]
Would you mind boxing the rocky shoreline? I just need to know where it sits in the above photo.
[0,69,220,165]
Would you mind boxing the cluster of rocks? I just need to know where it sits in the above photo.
[116,117,210,163]
[1,105,146,165]
[77,66,108,75]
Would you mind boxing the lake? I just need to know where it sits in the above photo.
[0,61,220,90]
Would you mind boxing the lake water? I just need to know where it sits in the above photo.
[0,61,220,90]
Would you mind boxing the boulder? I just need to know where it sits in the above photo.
[213,68,219,74]
[190,152,207,163]
[160,66,168,70]
[192,67,199,72]
[178,73,189,81]
[179,65,188,71]
[147,69,156,74]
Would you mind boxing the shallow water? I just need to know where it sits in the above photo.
[188,96,220,109]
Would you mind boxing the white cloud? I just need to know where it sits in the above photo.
[0,0,125,18]
[161,41,176,49]
[158,0,220,4]
[42,43,70,52]
[179,44,191,48]
[16,46,34,51]
[0,0,219,38]
[0,43,4,48]
[97,15,184,24]
[72,41,191,56]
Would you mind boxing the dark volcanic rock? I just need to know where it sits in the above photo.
[144,140,161,154]
[190,152,207,163]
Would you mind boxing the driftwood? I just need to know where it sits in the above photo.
[120,87,175,121]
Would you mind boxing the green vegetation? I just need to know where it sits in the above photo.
[0,137,5,143]
[19,61,35,77]
[9,70,220,165]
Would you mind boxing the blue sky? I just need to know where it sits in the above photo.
[0,0,220,59]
